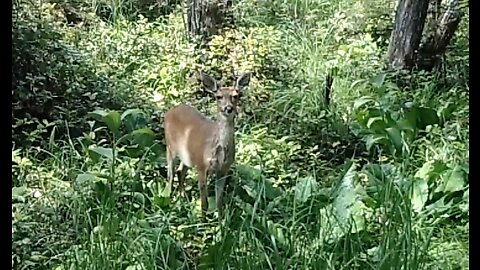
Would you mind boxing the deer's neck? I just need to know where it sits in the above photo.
[208,115,235,171]
[215,115,235,148]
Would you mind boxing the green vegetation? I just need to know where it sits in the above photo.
[12,0,469,269]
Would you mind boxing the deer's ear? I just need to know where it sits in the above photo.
[200,71,217,93]
[236,72,251,92]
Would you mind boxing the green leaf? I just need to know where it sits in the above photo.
[386,127,403,153]
[75,173,96,185]
[396,118,415,132]
[366,116,385,131]
[132,128,155,147]
[353,96,376,110]
[295,176,317,203]
[49,125,56,151]
[103,111,121,133]
[425,196,454,215]
[88,110,109,121]
[124,145,143,158]
[94,181,111,199]
[154,195,171,208]
[404,108,419,130]
[350,200,367,233]
[242,183,258,199]
[412,178,429,213]
[333,161,357,227]
[237,164,262,181]
[121,109,143,121]
[12,186,28,202]
[88,110,122,133]
[263,179,283,199]
[371,73,386,88]
[415,160,448,184]
[364,134,387,151]
[460,188,469,212]
[441,165,466,193]
[438,101,456,122]
[132,127,154,136]
[89,146,114,160]
[417,107,440,129]
[266,220,287,248]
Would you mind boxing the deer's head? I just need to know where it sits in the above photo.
[200,72,251,120]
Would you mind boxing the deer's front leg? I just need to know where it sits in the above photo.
[176,162,188,196]
[198,166,209,214]
[215,172,228,218]
[166,146,175,193]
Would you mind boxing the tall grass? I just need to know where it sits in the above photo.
[12,0,469,269]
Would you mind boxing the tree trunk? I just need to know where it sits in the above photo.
[418,0,465,70]
[187,0,233,42]
[387,0,431,70]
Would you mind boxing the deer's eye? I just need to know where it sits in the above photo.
[215,95,223,100]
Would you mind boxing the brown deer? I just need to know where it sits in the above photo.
[164,71,251,217]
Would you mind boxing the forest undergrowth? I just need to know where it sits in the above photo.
[12,0,469,269]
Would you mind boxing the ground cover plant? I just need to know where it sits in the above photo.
[12,0,469,269]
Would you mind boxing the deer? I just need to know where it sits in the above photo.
[163,71,251,217]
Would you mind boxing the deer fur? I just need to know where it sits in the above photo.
[164,71,251,217]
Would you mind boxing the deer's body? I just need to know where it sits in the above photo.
[164,72,250,217]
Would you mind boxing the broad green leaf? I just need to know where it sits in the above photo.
[460,188,469,212]
[263,179,283,199]
[353,96,376,110]
[415,160,435,180]
[124,145,143,158]
[12,186,27,202]
[88,110,122,133]
[295,176,317,203]
[425,196,453,214]
[415,160,448,183]
[103,111,121,133]
[417,107,440,129]
[121,109,143,121]
[366,116,385,130]
[350,200,367,233]
[438,101,456,122]
[442,165,466,193]
[383,111,397,127]
[88,110,109,121]
[132,128,155,147]
[333,161,357,227]
[89,146,114,160]
[412,178,429,213]
[463,187,469,202]
[75,173,96,185]
[371,73,386,88]
[154,195,170,208]
[404,108,419,130]
[364,134,387,151]
[242,183,258,199]
[94,180,111,199]
[396,118,415,132]
[386,127,403,153]
[132,127,154,136]
[237,164,262,180]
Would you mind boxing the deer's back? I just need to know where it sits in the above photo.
[164,104,215,168]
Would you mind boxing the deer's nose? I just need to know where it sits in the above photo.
[225,105,234,114]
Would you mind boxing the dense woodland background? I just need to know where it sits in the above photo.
[12,0,469,269]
